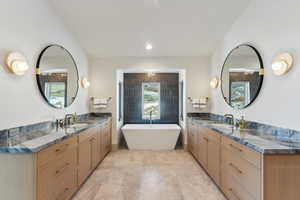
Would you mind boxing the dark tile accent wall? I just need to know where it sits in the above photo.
[124,73,179,124]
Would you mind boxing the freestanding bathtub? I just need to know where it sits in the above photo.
[121,124,181,150]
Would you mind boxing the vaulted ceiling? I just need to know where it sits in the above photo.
[49,0,251,58]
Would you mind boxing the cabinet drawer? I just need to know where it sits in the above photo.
[37,149,77,200]
[222,172,256,200]
[44,167,77,200]
[37,136,77,167]
[222,136,261,168]
[222,147,261,200]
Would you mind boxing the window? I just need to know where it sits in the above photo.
[142,82,160,120]
[230,81,250,109]
[45,82,66,108]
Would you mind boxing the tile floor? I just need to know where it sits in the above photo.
[72,150,226,200]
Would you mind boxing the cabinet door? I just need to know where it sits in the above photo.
[100,125,107,160]
[207,139,221,185]
[78,138,92,186]
[107,120,112,152]
[198,133,208,169]
[99,126,104,162]
[188,124,194,153]
[189,122,198,158]
[187,120,193,152]
[103,127,110,156]
[193,125,200,161]
[91,133,100,169]
[37,143,77,200]
[101,123,111,156]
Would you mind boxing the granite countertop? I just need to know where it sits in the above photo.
[188,116,300,154]
[0,115,111,153]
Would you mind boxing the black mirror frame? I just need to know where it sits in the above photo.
[220,44,264,109]
[36,44,79,109]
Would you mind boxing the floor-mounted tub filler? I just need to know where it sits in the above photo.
[122,124,181,150]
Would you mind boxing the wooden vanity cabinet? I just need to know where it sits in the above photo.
[91,128,101,169]
[188,122,221,185]
[188,122,259,199]
[78,135,92,186]
[78,126,102,186]
[187,120,199,160]
[206,129,221,186]
[36,119,112,200]
[187,119,194,152]
[188,120,300,200]
[197,126,208,169]
[222,137,300,200]
[101,120,112,159]
[221,137,261,200]
[78,120,112,186]
[37,136,78,200]
[198,125,221,185]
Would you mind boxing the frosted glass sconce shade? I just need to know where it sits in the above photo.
[6,52,29,76]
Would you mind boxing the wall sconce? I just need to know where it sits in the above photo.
[80,77,90,88]
[6,52,29,76]
[210,77,219,88]
[272,52,293,76]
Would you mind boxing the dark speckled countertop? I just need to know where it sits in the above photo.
[188,114,300,154]
[0,114,111,153]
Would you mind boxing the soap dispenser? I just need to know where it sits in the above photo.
[239,116,246,138]
[239,116,246,130]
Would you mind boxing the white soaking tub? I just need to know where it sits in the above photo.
[121,124,181,150]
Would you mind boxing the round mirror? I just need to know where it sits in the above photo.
[36,45,79,109]
[221,44,264,109]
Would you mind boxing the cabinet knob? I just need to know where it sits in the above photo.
[229,162,243,174]
[56,187,69,200]
[55,162,70,176]
[55,144,69,153]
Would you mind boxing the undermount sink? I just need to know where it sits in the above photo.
[67,123,89,129]
[210,123,234,130]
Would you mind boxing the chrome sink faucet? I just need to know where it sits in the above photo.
[64,113,77,126]
[65,114,74,125]
[149,111,153,124]
[56,113,78,127]
[224,114,234,127]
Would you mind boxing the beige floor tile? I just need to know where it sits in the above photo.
[72,150,226,200]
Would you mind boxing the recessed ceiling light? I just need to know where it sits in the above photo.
[145,43,153,50]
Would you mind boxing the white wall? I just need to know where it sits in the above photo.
[211,0,300,130]
[0,0,89,129]
[89,57,211,145]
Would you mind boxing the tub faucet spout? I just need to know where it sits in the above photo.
[150,111,153,124]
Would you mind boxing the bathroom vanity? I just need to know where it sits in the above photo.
[0,114,112,200]
[187,114,300,200]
